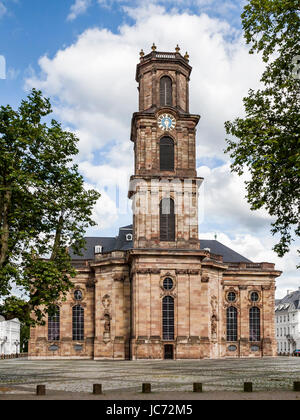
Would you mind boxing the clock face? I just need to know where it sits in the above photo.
[158,114,176,131]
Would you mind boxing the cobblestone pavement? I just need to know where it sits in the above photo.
[0,357,299,399]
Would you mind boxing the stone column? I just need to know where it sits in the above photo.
[239,285,249,357]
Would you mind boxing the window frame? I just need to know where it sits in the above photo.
[226,306,238,342]
[162,295,175,341]
[249,306,261,342]
[160,75,173,107]
[160,198,175,242]
[160,136,175,172]
[72,304,84,341]
[48,306,60,342]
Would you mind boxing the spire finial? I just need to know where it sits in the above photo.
[175,44,180,53]
[184,51,189,61]
[140,49,144,58]
[151,43,157,51]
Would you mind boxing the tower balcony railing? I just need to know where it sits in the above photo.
[140,50,189,63]
[155,52,177,59]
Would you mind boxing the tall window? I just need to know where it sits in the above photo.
[72,305,84,341]
[226,306,237,342]
[160,198,175,241]
[160,76,172,106]
[48,306,60,341]
[249,307,260,342]
[160,137,174,171]
[162,296,174,340]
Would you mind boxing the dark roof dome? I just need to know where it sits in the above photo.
[70,224,252,263]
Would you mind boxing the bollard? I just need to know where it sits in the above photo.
[93,384,102,395]
[193,383,202,393]
[244,382,253,392]
[36,385,46,396]
[293,382,300,392]
[142,383,151,393]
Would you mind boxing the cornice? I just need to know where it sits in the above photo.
[130,109,200,142]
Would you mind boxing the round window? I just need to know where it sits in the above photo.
[163,277,174,291]
[227,291,236,302]
[74,290,83,301]
[228,345,237,352]
[250,291,259,302]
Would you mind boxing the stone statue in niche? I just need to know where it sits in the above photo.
[104,314,111,333]
[211,315,217,339]
[103,312,111,343]
[101,294,111,343]
[211,296,218,341]
[102,294,111,310]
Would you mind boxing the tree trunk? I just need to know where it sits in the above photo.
[0,188,12,268]
[50,213,64,261]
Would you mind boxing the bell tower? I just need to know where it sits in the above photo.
[129,45,203,249]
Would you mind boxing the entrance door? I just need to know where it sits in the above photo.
[164,344,174,360]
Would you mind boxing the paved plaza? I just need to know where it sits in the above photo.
[0,357,300,399]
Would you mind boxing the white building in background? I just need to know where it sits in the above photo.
[275,288,300,355]
[0,316,21,355]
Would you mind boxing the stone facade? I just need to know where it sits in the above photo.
[29,47,281,360]
[275,288,300,355]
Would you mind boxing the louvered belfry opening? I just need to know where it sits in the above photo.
[160,136,174,171]
[160,198,175,241]
[160,76,172,106]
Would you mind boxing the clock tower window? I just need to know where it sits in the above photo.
[160,76,172,107]
[160,137,174,171]
[160,198,175,242]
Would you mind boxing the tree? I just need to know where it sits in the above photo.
[0,89,100,325]
[225,0,300,259]
[20,321,30,353]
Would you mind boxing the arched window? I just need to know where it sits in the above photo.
[160,76,172,106]
[162,296,174,340]
[160,137,174,171]
[160,198,175,241]
[48,306,60,341]
[72,305,84,341]
[249,307,260,342]
[226,306,237,342]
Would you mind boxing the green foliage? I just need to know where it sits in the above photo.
[20,322,30,353]
[0,89,100,324]
[225,0,300,259]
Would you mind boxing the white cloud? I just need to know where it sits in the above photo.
[26,6,264,163]
[6,67,20,80]
[67,0,92,21]
[25,4,299,287]
[200,231,300,299]
[84,182,119,230]
[81,160,133,218]
[0,1,7,18]
[198,163,273,233]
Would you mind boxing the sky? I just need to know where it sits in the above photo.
[0,0,299,299]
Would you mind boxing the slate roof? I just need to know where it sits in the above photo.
[69,237,117,260]
[199,240,251,263]
[70,225,252,263]
[275,290,300,311]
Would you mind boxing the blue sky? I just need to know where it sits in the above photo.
[0,0,298,297]
[0,0,244,106]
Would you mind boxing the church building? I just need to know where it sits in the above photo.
[29,46,281,360]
